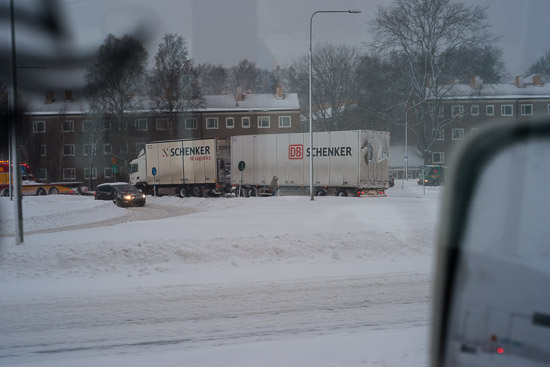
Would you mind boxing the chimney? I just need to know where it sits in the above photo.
[276,86,284,99]
[64,90,73,102]
[515,76,525,88]
[45,90,54,104]
[235,87,244,102]
[533,75,543,86]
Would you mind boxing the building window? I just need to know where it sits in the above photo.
[242,117,250,128]
[486,105,495,116]
[278,116,291,128]
[82,119,94,131]
[83,144,96,156]
[471,128,479,134]
[206,117,219,129]
[185,118,197,129]
[119,120,128,131]
[226,117,235,128]
[136,119,148,131]
[120,143,128,154]
[136,143,146,154]
[432,152,444,164]
[258,116,270,128]
[63,168,76,180]
[62,120,74,132]
[501,104,513,116]
[521,104,533,116]
[471,105,479,116]
[103,143,112,154]
[436,129,444,141]
[103,120,111,131]
[156,118,169,130]
[104,167,113,179]
[63,144,75,156]
[38,168,47,181]
[34,145,47,157]
[437,106,444,117]
[451,105,464,118]
[452,128,464,140]
[33,121,45,133]
[84,167,97,180]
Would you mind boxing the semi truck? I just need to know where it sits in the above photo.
[129,130,390,197]
[231,130,390,197]
[129,138,231,197]
[0,160,86,196]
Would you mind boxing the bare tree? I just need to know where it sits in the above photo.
[371,0,494,163]
[196,63,227,95]
[287,43,360,131]
[227,59,258,94]
[148,33,205,135]
[85,34,148,130]
[526,50,550,78]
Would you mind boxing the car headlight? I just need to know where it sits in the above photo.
[142,194,146,198]
[123,195,132,200]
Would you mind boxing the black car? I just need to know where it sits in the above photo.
[95,183,146,207]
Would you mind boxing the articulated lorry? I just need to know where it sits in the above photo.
[129,138,231,197]
[129,130,390,197]
[231,130,390,197]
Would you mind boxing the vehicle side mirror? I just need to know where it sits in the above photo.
[431,119,550,366]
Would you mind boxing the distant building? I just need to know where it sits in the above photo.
[22,87,301,187]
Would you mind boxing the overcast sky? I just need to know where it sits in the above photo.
[6,0,550,85]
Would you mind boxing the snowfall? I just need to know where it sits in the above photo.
[0,182,442,367]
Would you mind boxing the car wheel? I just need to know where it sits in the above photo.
[116,198,122,207]
[48,187,59,195]
[36,188,47,196]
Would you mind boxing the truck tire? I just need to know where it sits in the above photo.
[247,187,257,197]
[192,186,202,197]
[48,187,59,195]
[315,188,327,196]
[178,187,188,198]
[337,190,348,197]
[36,188,47,196]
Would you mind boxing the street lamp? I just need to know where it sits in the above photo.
[309,10,361,201]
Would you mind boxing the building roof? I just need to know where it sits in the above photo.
[440,76,550,100]
[389,145,424,169]
[26,92,301,116]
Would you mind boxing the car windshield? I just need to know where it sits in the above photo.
[0,1,545,366]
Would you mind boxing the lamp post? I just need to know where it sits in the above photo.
[309,10,361,201]
[402,98,428,189]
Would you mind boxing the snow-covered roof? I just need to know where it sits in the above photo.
[389,145,424,169]
[439,78,550,100]
[26,92,300,116]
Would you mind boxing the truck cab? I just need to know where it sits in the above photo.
[418,165,447,186]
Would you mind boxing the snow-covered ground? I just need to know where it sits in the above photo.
[0,182,442,366]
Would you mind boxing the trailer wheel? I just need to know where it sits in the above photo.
[192,186,202,197]
[247,187,257,197]
[337,190,348,197]
[36,188,47,196]
[178,187,188,198]
[48,187,59,195]
[315,188,327,196]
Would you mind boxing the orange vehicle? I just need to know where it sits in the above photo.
[0,161,86,196]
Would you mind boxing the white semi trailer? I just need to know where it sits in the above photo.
[231,130,390,197]
[129,138,231,197]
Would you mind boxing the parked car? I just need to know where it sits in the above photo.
[95,183,146,207]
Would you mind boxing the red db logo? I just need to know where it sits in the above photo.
[289,144,303,159]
